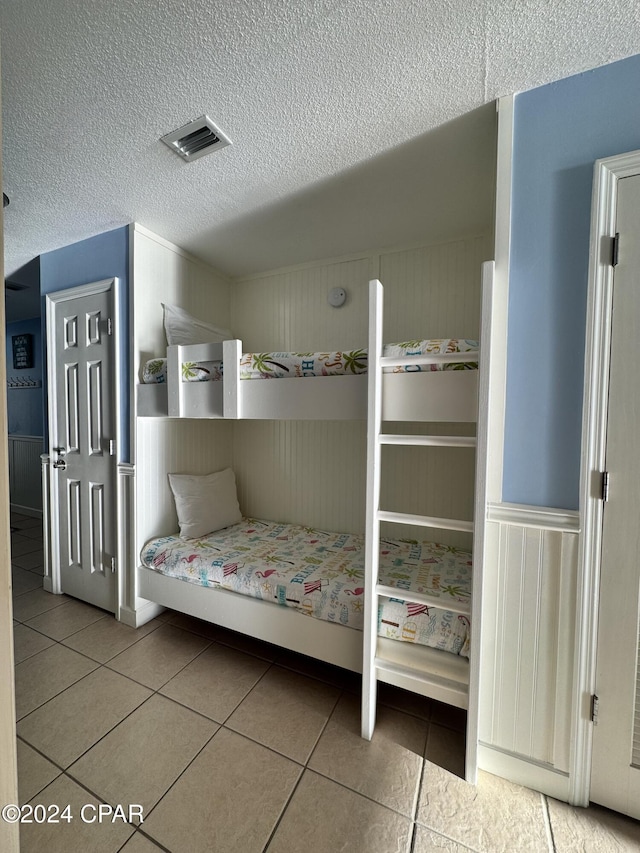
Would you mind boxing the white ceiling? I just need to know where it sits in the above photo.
[2,0,640,310]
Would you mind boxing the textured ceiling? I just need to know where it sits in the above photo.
[2,0,640,304]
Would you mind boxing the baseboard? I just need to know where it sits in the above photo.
[478,742,571,802]
[117,599,165,628]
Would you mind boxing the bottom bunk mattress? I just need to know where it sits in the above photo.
[140,518,472,658]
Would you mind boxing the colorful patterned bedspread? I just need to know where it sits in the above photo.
[141,518,472,657]
[141,339,478,384]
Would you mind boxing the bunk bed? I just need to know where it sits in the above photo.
[136,337,479,421]
[135,269,491,755]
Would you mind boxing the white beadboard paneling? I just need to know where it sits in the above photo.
[135,419,234,553]
[233,420,367,534]
[132,225,231,373]
[8,435,43,512]
[379,236,491,342]
[480,511,577,773]
[232,257,372,351]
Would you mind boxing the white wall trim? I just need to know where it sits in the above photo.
[572,147,640,806]
[487,502,580,533]
[485,95,514,503]
[478,743,570,802]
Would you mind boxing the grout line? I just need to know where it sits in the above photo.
[541,794,556,852]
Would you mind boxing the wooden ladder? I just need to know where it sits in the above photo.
[361,278,481,742]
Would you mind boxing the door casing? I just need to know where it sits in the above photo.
[574,148,640,805]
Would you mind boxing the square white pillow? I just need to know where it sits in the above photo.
[163,303,233,346]
[168,468,242,539]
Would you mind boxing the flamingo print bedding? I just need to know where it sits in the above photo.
[141,518,472,657]
[141,338,478,384]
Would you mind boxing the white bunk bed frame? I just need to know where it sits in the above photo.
[136,269,492,778]
[136,338,479,422]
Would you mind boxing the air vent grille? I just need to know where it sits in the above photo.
[161,116,231,162]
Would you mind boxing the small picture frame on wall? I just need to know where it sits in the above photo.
[12,334,34,369]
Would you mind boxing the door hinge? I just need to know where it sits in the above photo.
[110,556,117,574]
[611,232,620,267]
[108,439,116,456]
[591,693,600,725]
[602,471,610,502]
[100,317,113,336]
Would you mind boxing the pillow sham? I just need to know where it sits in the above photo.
[163,303,233,346]
[168,468,242,539]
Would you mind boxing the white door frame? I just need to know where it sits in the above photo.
[45,278,122,612]
[572,148,640,805]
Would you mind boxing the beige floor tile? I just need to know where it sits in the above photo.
[413,825,478,852]
[11,565,42,596]
[20,773,135,853]
[160,642,270,721]
[268,770,413,853]
[10,533,43,557]
[12,588,68,622]
[213,625,280,660]
[12,549,45,571]
[226,665,340,763]
[17,668,152,768]
[144,727,301,853]
[120,832,165,851]
[12,623,55,664]
[69,694,217,817]
[430,700,468,733]
[17,739,61,804]
[14,644,98,720]
[25,599,108,640]
[378,682,434,720]
[275,647,363,690]
[166,610,223,639]
[62,616,164,663]
[425,723,466,779]
[308,692,427,817]
[417,767,550,852]
[106,624,211,689]
[548,797,640,851]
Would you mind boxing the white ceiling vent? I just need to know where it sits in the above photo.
[160,115,232,162]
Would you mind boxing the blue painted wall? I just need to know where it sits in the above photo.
[39,226,130,461]
[504,53,640,510]
[6,317,44,436]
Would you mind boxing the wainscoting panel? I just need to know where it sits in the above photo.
[480,505,579,786]
[8,435,43,514]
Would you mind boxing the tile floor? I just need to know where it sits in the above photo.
[8,512,640,852]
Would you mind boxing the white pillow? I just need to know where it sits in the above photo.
[168,468,242,539]
[163,303,233,346]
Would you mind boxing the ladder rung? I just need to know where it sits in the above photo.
[379,434,476,448]
[377,510,474,533]
[376,583,471,616]
[380,352,478,369]
[373,656,469,699]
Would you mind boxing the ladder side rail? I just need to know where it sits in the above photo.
[362,279,384,740]
[465,260,494,783]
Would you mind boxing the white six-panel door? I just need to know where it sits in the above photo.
[46,279,118,612]
[589,173,640,818]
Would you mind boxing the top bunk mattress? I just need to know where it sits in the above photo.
[141,339,479,384]
[140,518,473,657]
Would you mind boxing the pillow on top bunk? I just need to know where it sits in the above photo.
[168,468,242,539]
[163,303,233,346]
